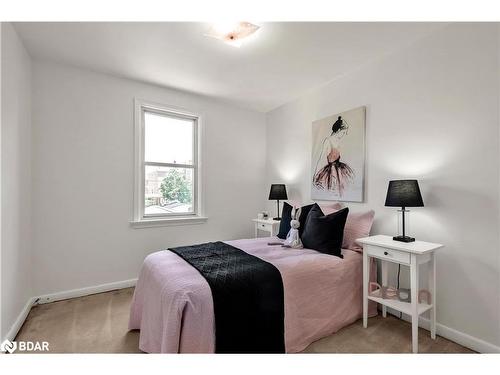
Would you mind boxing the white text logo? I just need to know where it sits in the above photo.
[0,339,49,353]
[0,340,17,353]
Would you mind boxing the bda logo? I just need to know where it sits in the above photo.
[0,339,17,353]
[0,339,49,353]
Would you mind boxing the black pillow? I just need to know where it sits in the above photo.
[277,202,313,239]
[301,204,349,258]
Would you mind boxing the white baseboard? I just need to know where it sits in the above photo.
[36,278,137,304]
[2,278,137,343]
[2,297,38,342]
[385,307,500,353]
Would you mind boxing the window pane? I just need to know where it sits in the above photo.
[144,165,194,216]
[144,111,194,165]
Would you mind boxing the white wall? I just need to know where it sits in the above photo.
[31,61,266,296]
[266,23,500,349]
[1,23,33,340]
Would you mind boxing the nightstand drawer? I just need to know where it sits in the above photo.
[258,223,272,231]
[366,245,410,264]
[253,218,280,238]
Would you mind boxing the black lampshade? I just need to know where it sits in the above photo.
[268,184,288,200]
[385,180,424,208]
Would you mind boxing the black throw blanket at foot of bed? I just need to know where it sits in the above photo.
[169,241,285,353]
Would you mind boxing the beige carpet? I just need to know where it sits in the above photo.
[15,288,474,353]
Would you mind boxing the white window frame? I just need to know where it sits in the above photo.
[131,99,206,228]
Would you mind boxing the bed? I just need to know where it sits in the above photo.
[129,236,376,353]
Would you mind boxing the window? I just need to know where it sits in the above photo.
[132,100,205,227]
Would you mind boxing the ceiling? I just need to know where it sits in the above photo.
[14,22,446,112]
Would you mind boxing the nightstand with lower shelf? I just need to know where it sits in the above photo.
[356,235,443,353]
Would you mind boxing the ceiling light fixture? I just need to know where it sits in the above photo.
[205,22,260,47]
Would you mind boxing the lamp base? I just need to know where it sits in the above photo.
[393,235,415,243]
[273,217,281,221]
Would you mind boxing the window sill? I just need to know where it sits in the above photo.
[130,216,208,229]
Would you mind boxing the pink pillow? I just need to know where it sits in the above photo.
[319,202,343,215]
[319,203,374,251]
[342,210,375,251]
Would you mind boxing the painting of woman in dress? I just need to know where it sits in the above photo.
[311,107,365,202]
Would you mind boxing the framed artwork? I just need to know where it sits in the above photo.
[311,106,366,202]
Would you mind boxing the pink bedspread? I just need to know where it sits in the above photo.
[129,237,376,353]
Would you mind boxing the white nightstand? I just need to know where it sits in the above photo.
[252,218,280,238]
[356,235,443,353]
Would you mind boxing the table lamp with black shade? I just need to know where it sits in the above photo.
[268,184,288,221]
[385,179,424,242]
